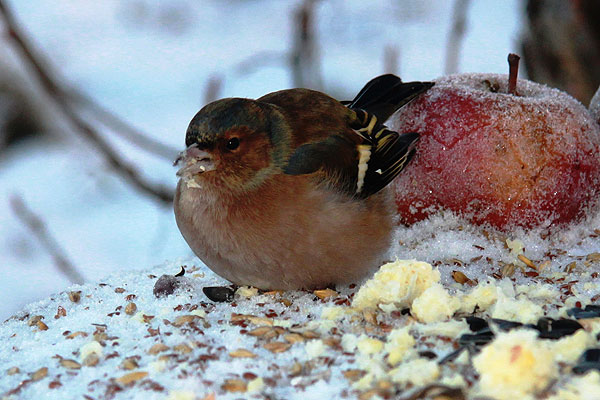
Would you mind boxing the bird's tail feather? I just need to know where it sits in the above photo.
[345,74,434,122]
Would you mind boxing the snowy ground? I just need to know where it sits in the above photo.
[0,0,522,321]
[2,216,600,399]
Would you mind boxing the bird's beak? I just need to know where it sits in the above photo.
[174,144,216,178]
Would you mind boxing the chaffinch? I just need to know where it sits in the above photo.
[174,74,433,290]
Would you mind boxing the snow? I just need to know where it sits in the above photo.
[1,228,600,398]
[4,1,600,397]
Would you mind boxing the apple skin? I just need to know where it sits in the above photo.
[390,73,600,229]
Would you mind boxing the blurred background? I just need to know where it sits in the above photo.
[0,0,599,321]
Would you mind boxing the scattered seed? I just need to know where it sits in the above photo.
[174,344,193,354]
[172,314,201,327]
[247,326,274,337]
[121,357,139,370]
[232,314,273,326]
[27,315,44,326]
[538,260,551,271]
[142,315,154,323]
[60,359,81,370]
[31,367,48,381]
[322,337,341,348]
[68,291,81,303]
[314,289,338,300]
[153,275,183,298]
[289,362,303,377]
[37,320,49,331]
[284,333,305,344]
[452,270,472,285]
[566,262,577,273]
[279,298,293,307]
[114,287,126,294]
[302,330,320,339]
[55,306,67,319]
[243,372,258,380]
[263,342,291,353]
[263,290,284,296]
[148,343,169,355]
[221,379,247,393]
[116,371,148,385]
[448,258,464,267]
[229,349,257,358]
[125,303,137,316]
[363,309,377,325]
[343,369,366,382]
[48,380,62,389]
[203,286,235,302]
[66,331,88,340]
[501,263,517,277]
[83,353,100,367]
[518,254,537,270]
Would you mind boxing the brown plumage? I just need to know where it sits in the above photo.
[174,74,433,290]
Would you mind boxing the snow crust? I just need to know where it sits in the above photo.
[591,86,600,125]
[2,209,600,398]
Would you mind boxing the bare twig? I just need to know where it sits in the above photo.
[383,45,399,75]
[65,89,179,161]
[444,0,470,75]
[203,74,223,105]
[234,50,287,75]
[0,0,174,203]
[10,195,85,285]
[290,0,323,89]
[0,1,177,161]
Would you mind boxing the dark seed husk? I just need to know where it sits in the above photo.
[203,286,236,302]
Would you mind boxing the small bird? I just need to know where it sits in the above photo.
[174,74,433,290]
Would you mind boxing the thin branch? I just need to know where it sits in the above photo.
[10,195,85,285]
[203,74,223,105]
[0,0,174,203]
[0,1,177,161]
[290,0,323,90]
[234,50,287,75]
[65,89,179,161]
[444,0,470,75]
[383,45,399,75]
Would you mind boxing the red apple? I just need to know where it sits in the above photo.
[390,72,600,229]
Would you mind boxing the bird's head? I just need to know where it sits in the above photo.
[175,98,291,195]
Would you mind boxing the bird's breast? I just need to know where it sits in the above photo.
[174,176,395,290]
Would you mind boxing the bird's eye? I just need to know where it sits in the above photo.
[226,137,240,151]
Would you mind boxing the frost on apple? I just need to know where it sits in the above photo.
[391,73,600,229]
[590,85,600,127]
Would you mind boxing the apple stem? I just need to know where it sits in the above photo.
[508,53,520,95]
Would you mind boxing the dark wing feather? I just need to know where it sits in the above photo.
[360,130,419,198]
[347,75,434,122]
[284,134,359,195]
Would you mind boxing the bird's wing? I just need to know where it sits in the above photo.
[284,111,418,198]
[282,74,432,198]
[283,134,361,196]
[343,74,434,122]
[349,109,419,198]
